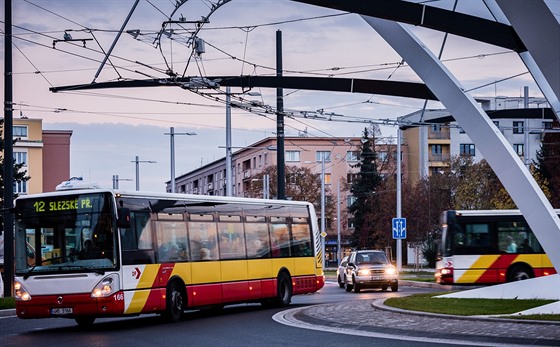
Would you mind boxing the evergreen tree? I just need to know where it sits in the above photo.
[533,122,560,207]
[348,127,383,249]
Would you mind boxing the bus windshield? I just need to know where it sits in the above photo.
[14,192,117,276]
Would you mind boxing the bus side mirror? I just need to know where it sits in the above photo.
[117,208,131,228]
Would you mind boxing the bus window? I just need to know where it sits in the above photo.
[218,215,245,260]
[465,224,489,247]
[270,218,290,257]
[156,221,188,262]
[497,222,528,253]
[188,214,218,260]
[245,216,270,258]
[291,220,312,256]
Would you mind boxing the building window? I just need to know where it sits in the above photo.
[316,151,331,162]
[347,195,356,206]
[346,151,359,162]
[431,124,442,132]
[13,125,28,138]
[347,173,358,183]
[378,151,388,163]
[543,121,553,130]
[459,144,475,156]
[14,180,27,194]
[286,150,300,162]
[513,144,524,156]
[513,121,524,134]
[431,144,443,155]
[14,152,28,165]
[324,173,331,185]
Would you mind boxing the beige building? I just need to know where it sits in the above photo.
[401,97,554,185]
[5,118,72,194]
[169,136,402,265]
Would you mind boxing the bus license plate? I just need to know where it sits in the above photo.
[51,307,73,315]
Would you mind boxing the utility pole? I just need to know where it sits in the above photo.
[132,156,156,191]
[165,127,196,193]
[226,87,233,196]
[276,30,285,200]
[3,0,14,298]
[112,175,132,189]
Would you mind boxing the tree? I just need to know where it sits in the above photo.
[0,118,31,210]
[348,127,383,249]
[533,123,560,207]
[245,165,335,223]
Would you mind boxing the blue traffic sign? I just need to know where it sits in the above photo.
[392,218,406,239]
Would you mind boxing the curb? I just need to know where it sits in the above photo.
[0,309,15,317]
[373,298,560,326]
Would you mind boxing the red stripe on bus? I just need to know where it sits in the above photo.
[142,264,176,312]
[476,254,518,283]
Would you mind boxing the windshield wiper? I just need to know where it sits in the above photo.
[23,265,37,280]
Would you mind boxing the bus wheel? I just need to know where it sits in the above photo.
[274,272,293,307]
[164,280,185,322]
[508,265,532,282]
[75,316,95,327]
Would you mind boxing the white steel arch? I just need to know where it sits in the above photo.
[361,12,560,274]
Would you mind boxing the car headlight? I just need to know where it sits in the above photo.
[357,269,370,276]
[385,266,397,275]
[91,274,120,298]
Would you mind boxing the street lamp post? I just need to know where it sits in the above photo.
[132,155,156,191]
[321,156,326,267]
[165,127,196,193]
[112,174,132,189]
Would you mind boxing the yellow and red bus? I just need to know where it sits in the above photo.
[435,209,556,285]
[13,185,324,326]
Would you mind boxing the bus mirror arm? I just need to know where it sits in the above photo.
[117,208,131,228]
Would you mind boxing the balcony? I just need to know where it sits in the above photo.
[428,129,450,140]
[428,153,451,162]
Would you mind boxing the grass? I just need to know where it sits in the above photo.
[0,297,15,310]
[385,292,560,321]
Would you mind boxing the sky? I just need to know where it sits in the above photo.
[1,0,559,192]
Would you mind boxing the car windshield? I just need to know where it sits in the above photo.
[356,252,387,265]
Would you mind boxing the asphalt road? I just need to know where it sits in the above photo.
[0,281,453,347]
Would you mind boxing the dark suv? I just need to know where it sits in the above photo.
[343,250,398,293]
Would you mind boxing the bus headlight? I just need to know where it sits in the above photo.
[14,281,32,301]
[91,274,120,298]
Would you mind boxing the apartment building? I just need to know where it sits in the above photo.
[169,136,403,265]
[5,118,72,194]
[400,96,555,184]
